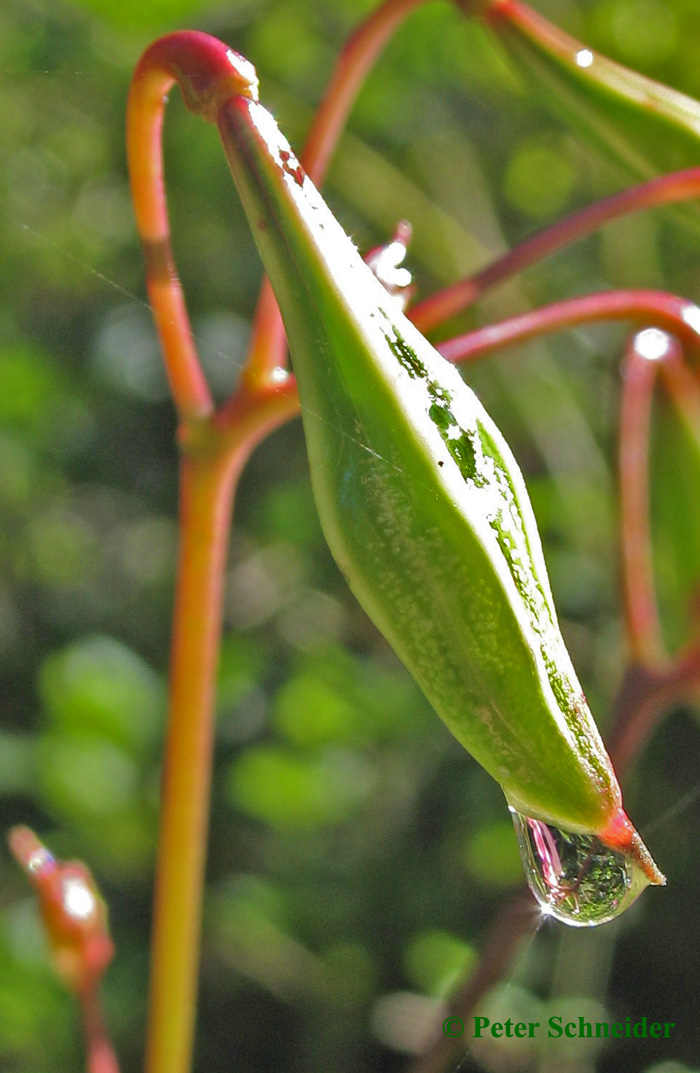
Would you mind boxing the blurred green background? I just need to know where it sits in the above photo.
[3,0,700,1070]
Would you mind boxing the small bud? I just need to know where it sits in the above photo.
[8,826,114,995]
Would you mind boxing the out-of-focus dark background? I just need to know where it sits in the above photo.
[2,0,700,1070]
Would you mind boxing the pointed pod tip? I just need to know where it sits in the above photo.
[600,807,666,887]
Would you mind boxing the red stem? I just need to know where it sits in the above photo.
[145,447,240,1073]
[410,167,700,333]
[145,386,298,1073]
[302,0,428,182]
[660,344,700,450]
[127,34,301,1073]
[127,44,213,419]
[127,33,260,420]
[435,289,700,365]
[618,333,671,667]
[80,984,121,1073]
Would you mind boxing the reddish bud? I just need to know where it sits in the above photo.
[8,826,114,996]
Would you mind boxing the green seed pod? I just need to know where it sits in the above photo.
[160,37,663,919]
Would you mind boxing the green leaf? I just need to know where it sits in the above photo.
[227,745,372,829]
[403,930,477,997]
[464,819,523,887]
[38,634,164,755]
[466,0,700,227]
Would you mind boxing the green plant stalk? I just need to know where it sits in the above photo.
[143,412,299,1073]
[145,447,236,1073]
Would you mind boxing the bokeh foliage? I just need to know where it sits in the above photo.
[3,0,700,1070]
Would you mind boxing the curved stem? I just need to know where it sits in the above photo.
[128,33,262,421]
[127,36,302,1073]
[301,0,429,182]
[127,46,214,420]
[410,166,700,333]
[660,344,700,453]
[435,288,700,364]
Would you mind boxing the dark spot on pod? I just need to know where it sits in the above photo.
[279,148,305,187]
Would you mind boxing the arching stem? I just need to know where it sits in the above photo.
[435,289,700,364]
[128,35,300,1073]
[410,166,700,333]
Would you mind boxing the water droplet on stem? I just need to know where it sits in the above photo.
[510,808,652,926]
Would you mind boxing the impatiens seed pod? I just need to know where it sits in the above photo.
[136,35,663,920]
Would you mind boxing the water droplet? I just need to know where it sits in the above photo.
[510,808,651,927]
